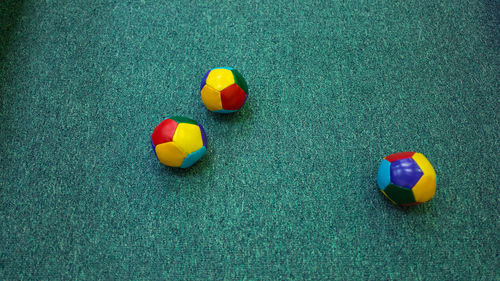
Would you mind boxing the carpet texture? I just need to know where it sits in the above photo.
[1,0,499,280]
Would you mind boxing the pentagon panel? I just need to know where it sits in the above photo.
[200,70,210,91]
[169,116,197,125]
[412,174,436,203]
[385,151,415,163]
[231,69,248,93]
[220,84,246,110]
[377,159,392,190]
[206,68,235,91]
[201,85,223,111]
[172,123,204,154]
[215,109,238,114]
[384,183,416,205]
[198,122,207,148]
[155,142,187,167]
[180,146,207,168]
[390,158,423,189]
[151,118,178,145]
[412,153,436,177]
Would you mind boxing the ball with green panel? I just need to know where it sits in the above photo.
[200,67,248,113]
[377,152,437,206]
[151,116,207,168]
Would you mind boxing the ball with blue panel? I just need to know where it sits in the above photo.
[151,116,207,168]
[377,152,437,206]
[200,67,248,113]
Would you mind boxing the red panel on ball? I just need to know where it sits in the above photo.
[152,118,178,145]
[385,151,415,163]
[400,202,421,207]
[220,84,246,110]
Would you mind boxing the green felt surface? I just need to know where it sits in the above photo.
[1,0,499,280]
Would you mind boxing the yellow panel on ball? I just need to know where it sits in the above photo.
[155,142,187,167]
[412,153,436,175]
[201,85,223,111]
[206,68,235,91]
[411,153,437,202]
[412,174,436,202]
[172,123,204,154]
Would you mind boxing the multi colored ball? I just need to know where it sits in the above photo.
[151,116,207,168]
[200,67,248,113]
[377,152,437,206]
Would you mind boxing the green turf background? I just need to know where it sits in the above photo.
[1,0,499,280]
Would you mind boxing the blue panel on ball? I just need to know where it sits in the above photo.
[217,67,233,70]
[390,158,423,189]
[150,135,158,160]
[214,109,238,114]
[377,159,391,190]
[198,123,207,148]
[200,70,210,91]
[180,146,207,168]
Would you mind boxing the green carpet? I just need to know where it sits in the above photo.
[1,0,499,280]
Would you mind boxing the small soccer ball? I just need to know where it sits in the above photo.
[151,116,207,168]
[200,67,248,113]
[377,152,437,206]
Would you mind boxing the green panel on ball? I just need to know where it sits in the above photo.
[384,183,416,205]
[168,116,197,125]
[231,69,248,93]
